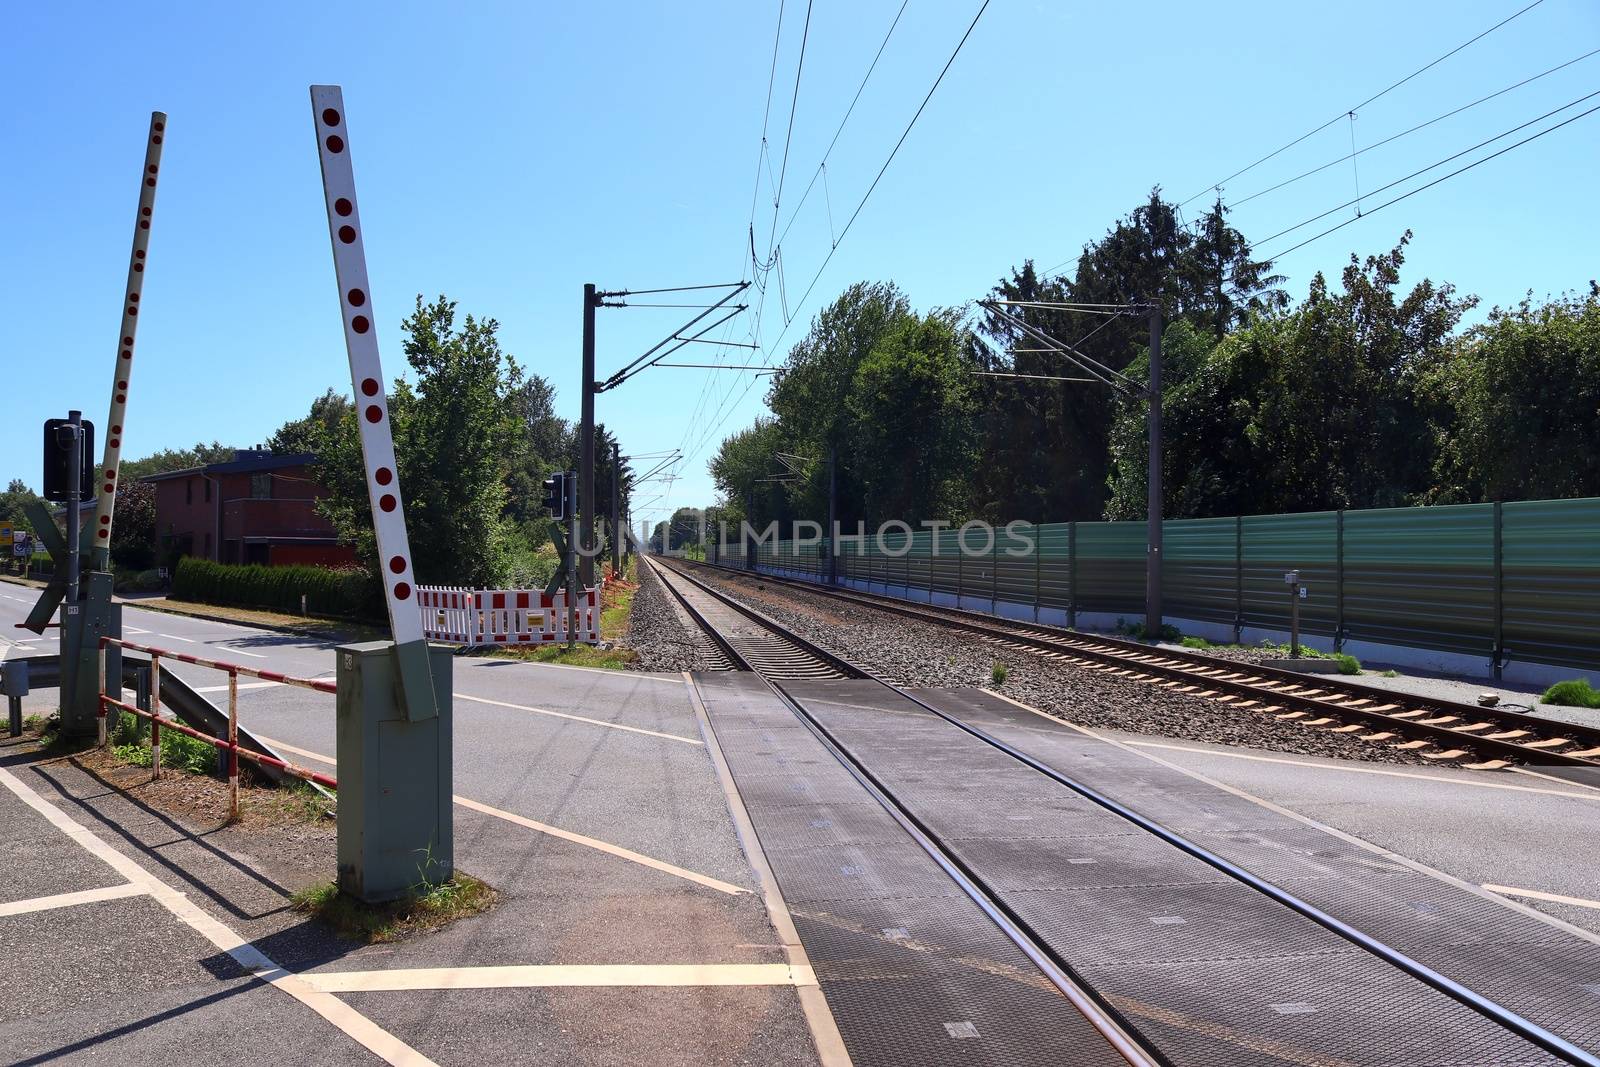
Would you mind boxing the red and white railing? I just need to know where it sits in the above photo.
[97,637,337,820]
[417,586,600,646]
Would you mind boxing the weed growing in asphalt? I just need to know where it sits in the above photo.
[1542,679,1600,708]
[291,873,496,943]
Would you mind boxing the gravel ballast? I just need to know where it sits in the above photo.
[681,563,1435,766]
[624,559,724,673]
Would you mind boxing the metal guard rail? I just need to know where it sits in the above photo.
[97,637,337,819]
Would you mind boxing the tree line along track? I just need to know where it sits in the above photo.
[652,554,1600,1066]
[677,559,1600,777]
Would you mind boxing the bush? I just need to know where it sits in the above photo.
[1333,653,1362,675]
[1180,635,1213,650]
[171,557,381,619]
[1541,679,1600,708]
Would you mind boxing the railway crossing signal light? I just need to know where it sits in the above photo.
[543,474,568,519]
[42,418,95,503]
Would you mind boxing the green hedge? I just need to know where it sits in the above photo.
[171,557,382,620]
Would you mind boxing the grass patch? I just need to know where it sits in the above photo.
[109,710,219,775]
[1381,669,1399,678]
[1332,653,1362,675]
[1180,635,1213,650]
[1541,679,1600,709]
[990,661,1008,685]
[292,872,496,943]
[487,574,641,670]
[1115,618,1182,642]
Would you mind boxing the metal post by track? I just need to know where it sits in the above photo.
[1145,306,1163,636]
[579,284,598,587]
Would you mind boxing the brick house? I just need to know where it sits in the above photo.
[143,450,355,568]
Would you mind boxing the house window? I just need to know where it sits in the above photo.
[204,479,212,503]
[251,473,272,500]
[186,481,192,505]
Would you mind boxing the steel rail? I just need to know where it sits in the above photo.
[648,557,1162,1066]
[689,562,1600,772]
[659,556,1600,1067]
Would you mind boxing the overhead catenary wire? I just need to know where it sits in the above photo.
[1264,97,1600,258]
[1180,0,1549,207]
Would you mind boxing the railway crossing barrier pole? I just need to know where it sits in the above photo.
[1145,306,1164,637]
[336,641,454,903]
[313,85,450,902]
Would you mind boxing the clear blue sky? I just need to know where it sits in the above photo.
[5,0,1596,529]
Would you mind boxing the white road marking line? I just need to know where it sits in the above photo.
[983,689,1600,949]
[1484,884,1600,911]
[465,659,683,683]
[454,692,702,745]
[124,627,151,635]
[300,963,811,993]
[685,674,853,1067]
[252,734,745,896]
[0,765,434,1066]
[156,633,195,643]
[194,681,281,694]
[0,882,147,917]
[217,645,269,660]
[1116,739,1600,802]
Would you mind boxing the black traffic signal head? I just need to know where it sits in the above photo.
[42,418,95,503]
[542,474,566,519]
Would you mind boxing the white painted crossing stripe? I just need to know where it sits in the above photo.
[0,882,147,917]
[156,633,195,643]
[216,645,269,659]
[125,626,151,634]
[252,735,746,897]
[194,681,282,694]
[0,765,434,1066]
[1118,738,1600,802]
[300,963,811,993]
[1484,884,1600,911]
[454,692,702,745]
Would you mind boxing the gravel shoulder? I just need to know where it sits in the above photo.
[624,558,722,672]
[686,565,1435,766]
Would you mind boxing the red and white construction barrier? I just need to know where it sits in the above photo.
[418,587,600,646]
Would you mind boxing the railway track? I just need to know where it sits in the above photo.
[681,559,1600,776]
[648,555,1598,1067]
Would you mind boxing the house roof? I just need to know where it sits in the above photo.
[140,451,317,484]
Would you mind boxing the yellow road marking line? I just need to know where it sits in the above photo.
[1117,738,1600,802]
[0,766,434,1067]
[455,692,702,745]
[300,963,811,993]
[1483,884,1600,911]
[254,735,746,897]
[0,882,147,917]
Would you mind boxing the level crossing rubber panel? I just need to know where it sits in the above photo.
[782,678,1578,1066]
[919,686,1600,1056]
[693,672,1131,1067]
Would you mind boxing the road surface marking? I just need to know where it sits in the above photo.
[1114,739,1600,802]
[156,633,195,643]
[1484,885,1600,911]
[253,735,745,896]
[217,644,269,659]
[0,882,147,917]
[194,681,282,694]
[982,689,1600,949]
[463,659,684,683]
[0,765,434,1066]
[299,963,811,993]
[686,674,853,1067]
[125,626,151,635]
[454,692,701,745]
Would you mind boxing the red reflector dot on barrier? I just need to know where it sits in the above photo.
[338,225,356,243]
[112,425,122,433]
[325,134,344,153]
[110,438,120,447]
[148,164,157,174]
[365,405,382,423]
[115,395,125,403]
[122,350,131,358]
[347,288,365,306]
[352,315,369,334]
[152,135,161,144]
[142,207,151,216]
[379,494,396,512]
[361,377,379,396]
[322,108,340,126]
[100,516,109,525]
[98,531,108,539]
[394,582,411,600]
[134,264,143,272]
[123,336,132,344]
[335,198,353,217]
[140,222,149,230]
[103,483,114,493]
[375,467,393,485]
[105,470,115,479]
[145,178,154,187]
[389,556,406,574]
[136,251,144,260]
